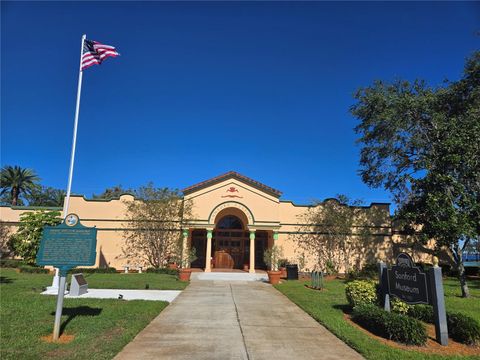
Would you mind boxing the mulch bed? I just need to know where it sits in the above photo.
[41,333,75,344]
[344,314,480,356]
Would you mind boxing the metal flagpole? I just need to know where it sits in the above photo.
[62,34,87,219]
[52,34,86,341]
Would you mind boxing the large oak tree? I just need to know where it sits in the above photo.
[351,51,480,297]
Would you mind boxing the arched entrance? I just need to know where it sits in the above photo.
[214,213,268,270]
[189,207,269,271]
[214,215,247,268]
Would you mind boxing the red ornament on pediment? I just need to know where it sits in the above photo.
[222,187,242,198]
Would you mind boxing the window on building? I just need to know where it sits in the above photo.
[217,215,243,230]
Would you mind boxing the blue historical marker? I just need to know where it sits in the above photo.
[36,214,97,340]
[37,213,97,275]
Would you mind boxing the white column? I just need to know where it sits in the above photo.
[249,230,256,273]
[182,229,189,268]
[205,229,213,272]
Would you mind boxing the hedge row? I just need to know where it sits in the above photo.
[0,259,26,268]
[68,267,117,274]
[17,265,50,274]
[352,304,428,345]
[1,260,50,273]
[346,280,480,346]
[408,305,480,345]
[145,268,178,275]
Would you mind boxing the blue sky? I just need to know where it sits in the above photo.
[1,1,479,206]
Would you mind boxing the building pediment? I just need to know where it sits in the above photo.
[182,171,282,198]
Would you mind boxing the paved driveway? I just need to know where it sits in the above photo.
[114,280,363,360]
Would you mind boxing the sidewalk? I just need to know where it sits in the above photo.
[114,279,364,360]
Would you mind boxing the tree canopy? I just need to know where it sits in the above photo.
[121,183,191,268]
[25,186,66,207]
[351,51,480,297]
[92,185,134,200]
[0,166,40,206]
[9,210,61,265]
[291,195,386,274]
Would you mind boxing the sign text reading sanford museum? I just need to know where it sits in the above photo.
[387,253,429,305]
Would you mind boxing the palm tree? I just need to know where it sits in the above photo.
[0,166,40,205]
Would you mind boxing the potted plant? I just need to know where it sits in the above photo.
[278,258,288,278]
[263,245,284,285]
[178,247,197,282]
[168,259,178,270]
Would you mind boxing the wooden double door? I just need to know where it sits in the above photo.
[190,229,268,269]
[215,230,247,268]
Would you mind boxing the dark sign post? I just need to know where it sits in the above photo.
[36,214,97,341]
[379,253,448,346]
[429,257,449,345]
[378,261,390,311]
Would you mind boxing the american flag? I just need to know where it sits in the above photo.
[81,39,119,71]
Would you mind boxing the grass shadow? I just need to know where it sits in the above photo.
[0,276,14,284]
[50,306,102,335]
[332,303,352,314]
[466,281,480,290]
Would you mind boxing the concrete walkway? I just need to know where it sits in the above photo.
[191,271,268,282]
[41,288,181,302]
[114,280,363,360]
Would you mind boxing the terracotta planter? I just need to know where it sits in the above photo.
[178,268,192,282]
[279,267,287,279]
[168,263,178,270]
[267,270,282,285]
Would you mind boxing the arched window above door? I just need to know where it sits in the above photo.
[217,215,243,230]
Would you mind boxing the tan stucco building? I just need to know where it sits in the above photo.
[1,171,433,272]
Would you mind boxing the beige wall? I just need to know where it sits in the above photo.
[184,178,280,228]
[0,174,442,271]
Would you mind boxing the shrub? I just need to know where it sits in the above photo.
[345,280,377,308]
[390,297,413,315]
[325,260,338,275]
[263,245,284,271]
[447,312,480,345]
[346,263,378,281]
[146,267,178,275]
[278,258,289,267]
[0,259,26,268]
[352,304,427,345]
[68,267,117,274]
[408,305,434,323]
[9,211,61,265]
[408,305,480,345]
[2,259,49,273]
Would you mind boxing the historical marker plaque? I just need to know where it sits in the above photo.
[36,214,97,273]
[387,253,429,304]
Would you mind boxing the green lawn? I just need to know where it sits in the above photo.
[275,277,480,360]
[69,272,188,290]
[0,269,186,360]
